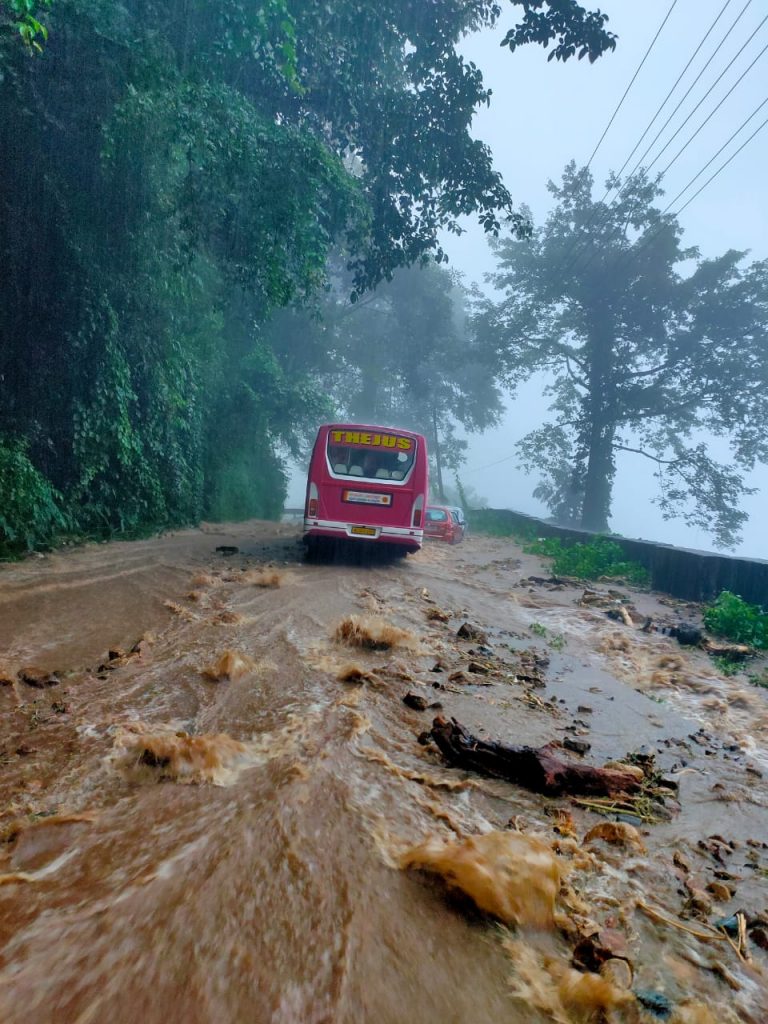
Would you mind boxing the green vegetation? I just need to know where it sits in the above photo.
[711,655,741,678]
[473,163,768,548]
[0,0,616,557]
[529,622,566,650]
[0,437,70,555]
[467,510,539,542]
[703,591,768,650]
[747,668,768,689]
[525,536,649,586]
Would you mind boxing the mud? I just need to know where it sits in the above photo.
[0,522,766,1022]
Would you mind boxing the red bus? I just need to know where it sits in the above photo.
[303,423,429,555]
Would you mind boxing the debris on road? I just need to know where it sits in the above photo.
[428,717,643,797]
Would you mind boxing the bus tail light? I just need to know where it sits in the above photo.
[308,483,318,518]
[412,493,424,527]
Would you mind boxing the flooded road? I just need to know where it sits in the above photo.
[1,522,766,1023]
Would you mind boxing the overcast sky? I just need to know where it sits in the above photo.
[444,0,768,559]
[290,0,768,559]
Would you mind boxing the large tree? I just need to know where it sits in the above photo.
[0,0,616,551]
[474,163,768,547]
[263,260,504,501]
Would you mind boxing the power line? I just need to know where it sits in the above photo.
[564,3,766,282]
[560,0,743,281]
[662,92,768,211]
[658,30,768,176]
[585,0,680,170]
[673,112,768,216]
[462,452,519,476]
[629,4,766,179]
[615,107,768,274]
[611,0,737,188]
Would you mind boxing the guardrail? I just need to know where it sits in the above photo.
[470,508,768,605]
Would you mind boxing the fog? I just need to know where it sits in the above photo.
[284,0,768,558]
[446,0,768,558]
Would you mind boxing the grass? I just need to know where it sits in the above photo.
[524,536,649,587]
[703,591,768,650]
[711,655,741,677]
[747,668,768,689]
[530,622,566,650]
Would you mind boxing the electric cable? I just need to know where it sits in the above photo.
[628,4,766,179]
[586,0,680,169]
[611,0,737,190]
[559,0,755,280]
[662,92,768,211]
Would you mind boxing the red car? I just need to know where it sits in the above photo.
[424,505,464,544]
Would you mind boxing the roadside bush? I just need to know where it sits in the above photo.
[525,536,650,586]
[704,591,768,649]
[0,437,71,557]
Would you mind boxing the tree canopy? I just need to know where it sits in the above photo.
[473,163,768,548]
[0,0,616,553]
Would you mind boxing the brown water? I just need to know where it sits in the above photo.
[1,523,766,1022]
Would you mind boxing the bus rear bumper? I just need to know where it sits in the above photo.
[303,519,423,549]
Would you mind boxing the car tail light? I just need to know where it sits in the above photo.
[412,493,424,527]
[307,483,318,518]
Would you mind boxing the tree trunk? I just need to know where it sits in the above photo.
[580,320,615,533]
[429,717,642,797]
[432,406,446,502]
[580,422,615,532]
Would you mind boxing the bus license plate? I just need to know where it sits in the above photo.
[350,525,377,536]
[343,490,391,506]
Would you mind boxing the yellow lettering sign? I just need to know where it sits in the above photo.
[330,429,414,451]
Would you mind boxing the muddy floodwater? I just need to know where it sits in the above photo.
[1,522,767,1023]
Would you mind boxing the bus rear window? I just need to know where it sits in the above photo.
[327,442,415,481]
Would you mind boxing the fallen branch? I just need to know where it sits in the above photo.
[428,717,642,798]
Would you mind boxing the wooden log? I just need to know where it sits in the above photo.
[429,717,642,798]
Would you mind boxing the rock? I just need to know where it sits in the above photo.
[714,914,739,936]
[18,667,60,688]
[634,989,672,1019]
[670,624,703,646]
[572,929,630,972]
[749,926,768,950]
[584,821,645,852]
[563,737,591,755]
[658,774,679,792]
[215,545,239,555]
[467,661,489,675]
[402,693,429,711]
[456,622,487,642]
[600,958,633,990]
[416,731,432,746]
[448,671,468,684]
[672,850,691,873]
[706,881,734,902]
[685,888,713,917]
[577,705,593,714]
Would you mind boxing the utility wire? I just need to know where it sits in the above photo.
[628,4,766,179]
[673,111,768,215]
[563,4,765,282]
[616,108,768,274]
[663,93,765,209]
[586,0,680,170]
[610,0,737,190]
[559,0,745,281]
[658,34,768,176]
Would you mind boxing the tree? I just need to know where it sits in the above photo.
[264,260,504,500]
[473,163,768,548]
[0,0,617,550]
